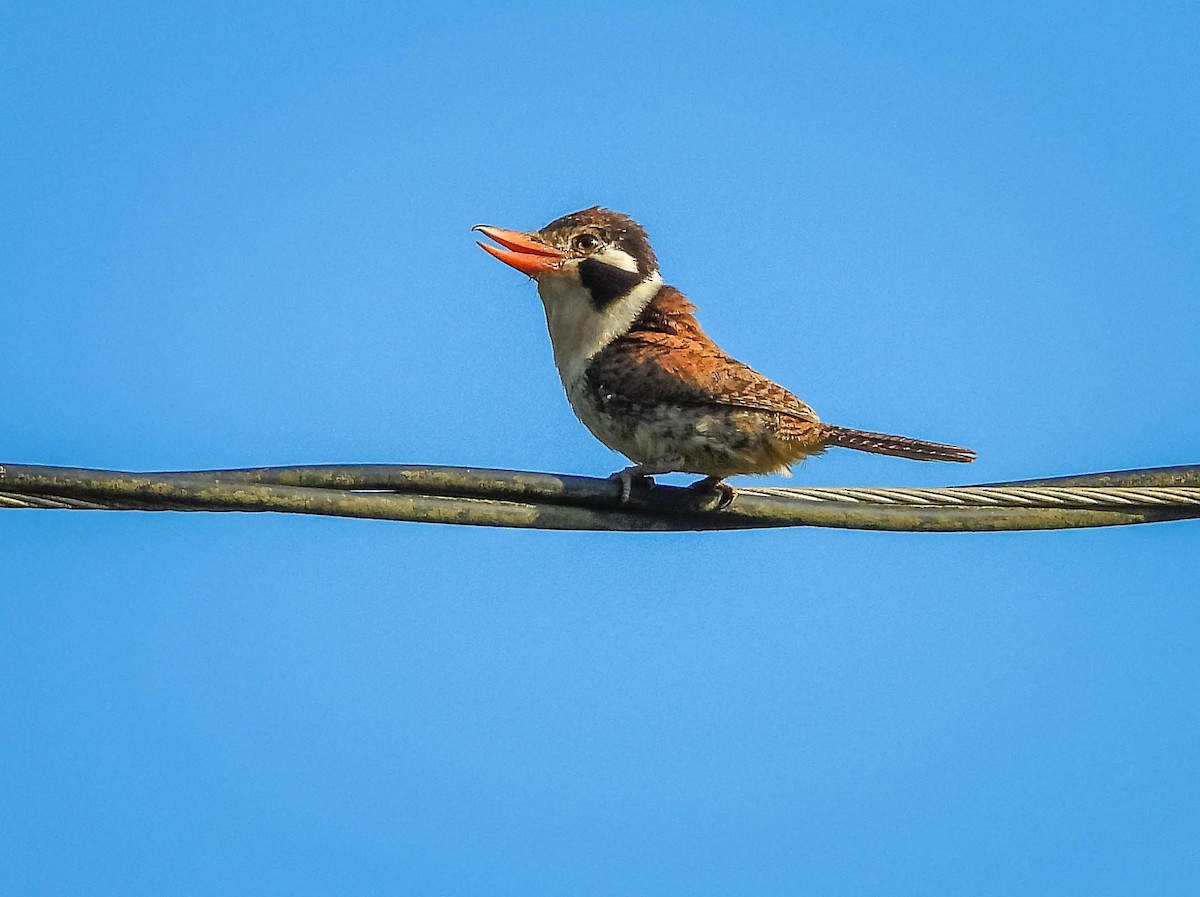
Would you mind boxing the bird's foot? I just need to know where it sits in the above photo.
[689,476,736,510]
[609,467,656,505]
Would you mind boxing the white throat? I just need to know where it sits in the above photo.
[537,271,663,387]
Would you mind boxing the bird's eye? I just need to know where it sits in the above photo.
[573,233,601,252]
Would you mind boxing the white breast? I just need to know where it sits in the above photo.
[537,272,663,388]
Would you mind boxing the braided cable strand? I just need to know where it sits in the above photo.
[1,463,1198,531]
[740,485,1200,509]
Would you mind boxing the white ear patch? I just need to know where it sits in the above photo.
[592,246,640,273]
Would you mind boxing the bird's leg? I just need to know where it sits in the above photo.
[689,475,736,509]
[608,462,682,505]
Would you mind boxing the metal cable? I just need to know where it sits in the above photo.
[741,484,1200,509]
[1,462,1198,532]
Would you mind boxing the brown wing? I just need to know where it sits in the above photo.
[584,286,820,423]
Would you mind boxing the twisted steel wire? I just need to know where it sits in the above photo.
[2,462,1198,531]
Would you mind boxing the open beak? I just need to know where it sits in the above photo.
[473,225,565,276]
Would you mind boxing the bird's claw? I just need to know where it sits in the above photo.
[610,468,655,505]
[689,476,736,510]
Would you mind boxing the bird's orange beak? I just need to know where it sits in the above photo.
[473,225,565,276]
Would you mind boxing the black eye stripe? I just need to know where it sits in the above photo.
[579,259,641,311]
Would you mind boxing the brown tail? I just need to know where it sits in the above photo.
[820,425,975,463]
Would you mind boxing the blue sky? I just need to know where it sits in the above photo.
[3,2,1198,894]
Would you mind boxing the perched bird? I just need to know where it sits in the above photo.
[475,207,974,505]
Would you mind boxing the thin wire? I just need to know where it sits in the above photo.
[1,462,1198,532]
[741,484,1200,508]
